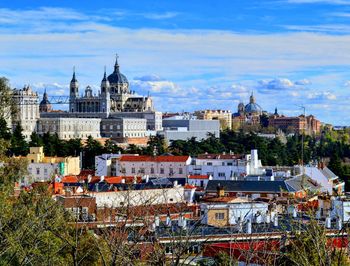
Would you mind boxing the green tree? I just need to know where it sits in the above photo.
[29,131,43,147]
[83,136,103,169]
[10,123,29,156]
[328,154,344,178]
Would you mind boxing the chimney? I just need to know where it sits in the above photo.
[217,183,225,197]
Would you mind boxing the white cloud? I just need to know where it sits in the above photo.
[143,12,179,20]
[295,79,311,85]
[307,91,337,100]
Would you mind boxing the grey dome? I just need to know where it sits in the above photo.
[244,102,262,113]
[107,56,128,85]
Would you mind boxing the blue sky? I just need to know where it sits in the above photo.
[1,0,350,125]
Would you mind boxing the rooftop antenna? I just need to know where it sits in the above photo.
[297,104,306,188]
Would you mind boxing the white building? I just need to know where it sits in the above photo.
[303,166,344,195]
[117,155,191,178]
[87,186,185,208]
[187,175,212,188]
[160,116,220,142]
[12,86,40,140]
[37,117,101,140]
[330,198,350,223]
[200,197,269,226]
[188,150,263,181]
[95,153,123,176]
[101,118,148,138]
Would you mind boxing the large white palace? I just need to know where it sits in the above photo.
[12,55,162,141]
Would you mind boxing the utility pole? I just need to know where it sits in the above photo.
[299,105,306,188]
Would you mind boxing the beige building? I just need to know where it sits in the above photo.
[194,110,232,130]
[25,147,80,184]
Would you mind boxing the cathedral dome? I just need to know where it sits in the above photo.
[244,102,262,113]
[244,92,262,114]
[107,55,129,85]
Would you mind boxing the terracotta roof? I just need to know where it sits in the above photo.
[188,175,210,179]
[184,184,196,189]
[104,177,123,184]
[120,155,190,163]
[62,176,79,183]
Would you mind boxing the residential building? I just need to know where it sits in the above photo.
[205,180,296,199]
[303,165,344,195]
[117,155,191,179]
[200,196,269,227]
[194,110,232,130]
[24,146,80,184]
[187,175,212,188]
[95,153,123,177]
[87,186,185,208]
[188,150,264,180]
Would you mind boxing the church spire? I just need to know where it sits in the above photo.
[71,66,78,82]
[249,91,256,104]
[102,65,107,81]
[114,53,119,72]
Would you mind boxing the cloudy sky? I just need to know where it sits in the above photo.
[1,0,350,125]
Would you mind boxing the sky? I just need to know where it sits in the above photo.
[1,0,350,125]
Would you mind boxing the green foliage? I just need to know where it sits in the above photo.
[10,123,29,156]
[281,218,349,266]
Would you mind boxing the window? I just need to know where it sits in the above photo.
[160,168,164,174]
[110,125,113,130]
[215,212,225,220]
[227,162,233,166]
[218,172,225,177]
[139,168,145,174]
[131,168,135,174]
[179,168,183,174]
[169,168,174,175]
[207,162,212,166]
[44,168,48,175]
[36,168,40,175]
[150,168,154,174]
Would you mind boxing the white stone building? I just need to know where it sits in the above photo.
[12,86,40,140]
[37,117,101,139]
[101,118,147,138]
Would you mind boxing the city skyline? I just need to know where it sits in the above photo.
[1,1,350,125]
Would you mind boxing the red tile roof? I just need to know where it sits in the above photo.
[120,155,190,163]
[188,175,210,179]
[62,176,79,183]
[104,177,123,184]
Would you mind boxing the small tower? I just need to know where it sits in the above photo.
[39,89,52,113]
[101,67,110,116]
[274,107,278,116]
[249,92,256,104]
[69,67,79,112]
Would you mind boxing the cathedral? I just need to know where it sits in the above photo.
[69,55,154,116]
[233,93,264,125]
